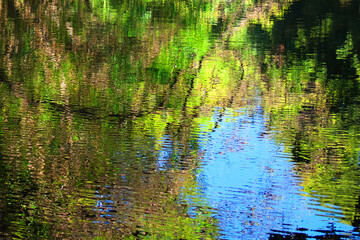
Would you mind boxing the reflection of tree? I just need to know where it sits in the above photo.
[0,87,224,238]
[3,0,360,237]
[0,0,252,238]
[228,0,360,233]
[269,0,360,109]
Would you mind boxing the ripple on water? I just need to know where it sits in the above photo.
[184,107,359,239]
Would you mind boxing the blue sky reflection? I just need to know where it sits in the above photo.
[195,107,356,239]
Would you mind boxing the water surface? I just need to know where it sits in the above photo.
[1,0,360,239]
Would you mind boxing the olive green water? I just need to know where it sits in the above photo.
[1,0,360,239]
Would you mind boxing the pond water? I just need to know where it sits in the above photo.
[1,0,360,239]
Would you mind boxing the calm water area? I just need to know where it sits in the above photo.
[1,0,360,239]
